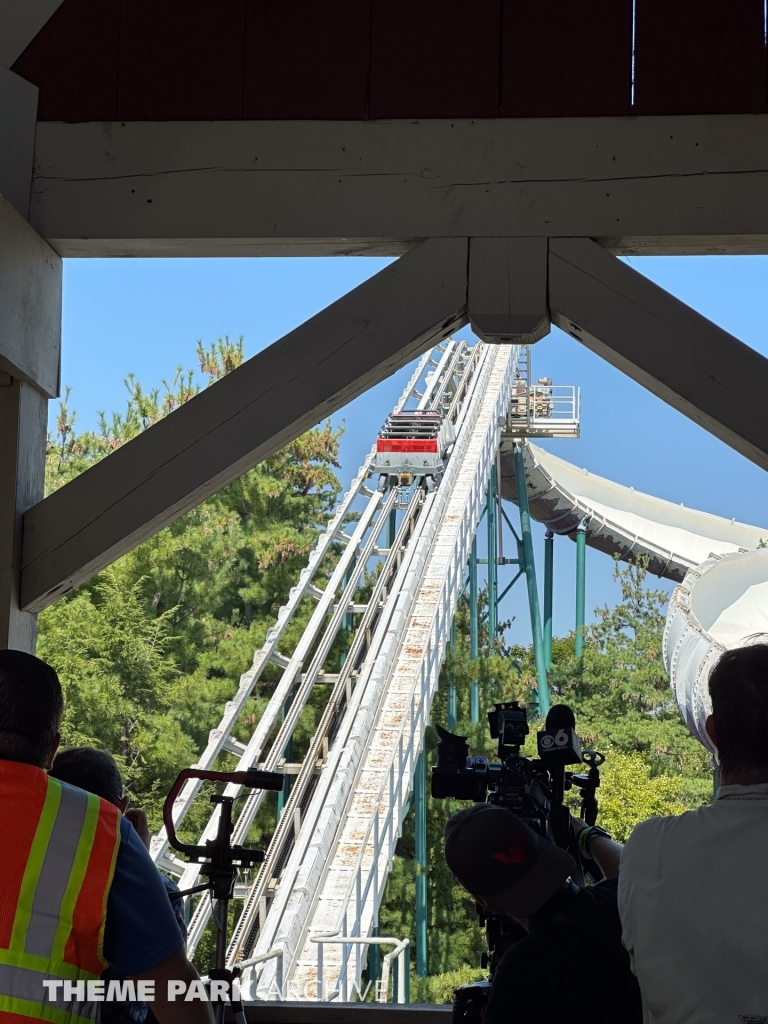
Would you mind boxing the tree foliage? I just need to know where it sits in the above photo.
[38,337,345,832]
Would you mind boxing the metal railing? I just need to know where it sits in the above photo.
[506,384,580,438]
[292,345,517,1001]
[150,347,438,880]
[310,935,410,1004]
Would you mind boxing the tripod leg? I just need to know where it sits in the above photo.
[230,992,248,1024]
[214,899,228,1024]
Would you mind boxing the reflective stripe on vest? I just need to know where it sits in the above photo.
[0,768,121,1024]
[0,961,96,1024]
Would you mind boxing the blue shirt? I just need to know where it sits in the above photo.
[102,818,185,977]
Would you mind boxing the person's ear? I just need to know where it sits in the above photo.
[117,795,130,814]
[44,731,61,771]
[705,715,719,755]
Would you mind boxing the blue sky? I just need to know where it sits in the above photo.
[60,254,768,646]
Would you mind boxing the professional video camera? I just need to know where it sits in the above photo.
[432,701,605,1020]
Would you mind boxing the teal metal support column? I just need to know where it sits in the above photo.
[368,926,380,987]
[543,530,554,670]
[447,619,457,730]
[276,691,294,819]
[512,444,550,718]
[575,521,587,656]
[469,537,479,724]
[486,466,498,645]
[414,751,428,978]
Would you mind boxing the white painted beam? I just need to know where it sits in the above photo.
[468,237,550,343]
[549,236,768,472]
[31,115,768,258]
[0,66,38,219]
[0,377,47,651]
[0,195,61,397]
[20,237,468,612]
[0,0,65,68]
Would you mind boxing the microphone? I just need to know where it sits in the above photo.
[545,704,576,730]
[538,703,582,764]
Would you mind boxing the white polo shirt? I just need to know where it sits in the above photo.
[617,783,768,1024]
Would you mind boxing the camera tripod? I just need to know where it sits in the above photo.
[163,767,284,1024]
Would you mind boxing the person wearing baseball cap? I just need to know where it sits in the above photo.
[444,804,641,1024]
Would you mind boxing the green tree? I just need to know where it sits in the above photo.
[38,336,345,833]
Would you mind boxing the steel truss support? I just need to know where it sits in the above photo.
[575,521,587,656]
[447,619,457,730]
[469,536,479,724]
[22,237,468,612]
[512,444,550,718]
[486,465,498,645]
[414,750,428,978]
[543,530,554,670]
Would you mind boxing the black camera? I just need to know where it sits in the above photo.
[432,701,605,1019]
[432,701,600,839]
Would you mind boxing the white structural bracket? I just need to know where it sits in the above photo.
[549,236,768,472]
[20,237,469,612]
[468,236,550,344]
[0,1,66,68]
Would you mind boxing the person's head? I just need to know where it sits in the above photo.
[444,804,576,925]
[50,747,128,811]
[0,650,63,769]
[707,642,768,783]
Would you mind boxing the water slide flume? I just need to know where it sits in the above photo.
[500,440,767,582]
[500,438,768,750]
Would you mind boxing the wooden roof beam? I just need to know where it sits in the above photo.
[548,236,768,472]
[20,237,468,612]
[31,116,768,258]
[0,1,66,69]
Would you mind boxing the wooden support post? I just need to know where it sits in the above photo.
[22,237,468,612]
[549,236,768,471]
[0,197,61,651]
[468,237,550,344]
[0,378,47,652]
[0,1,67,68]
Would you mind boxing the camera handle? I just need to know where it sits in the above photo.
[163,767,284,1024]
[571,749,605,826]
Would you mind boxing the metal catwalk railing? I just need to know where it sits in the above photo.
[149,339,481,959]
[244,343,518,1001]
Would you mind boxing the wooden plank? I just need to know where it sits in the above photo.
[501,0,632,117]
[369,0,499,118]
[117,0,246,120]
[30,116,768,257]
[549,236,768,471]
[0,0,65,68]
[0,196,61,397]
[243,0,370,119]
[634,0,766,115]
[468,237,549,343]
[12,0,120,121]
[20,237,469,612]
[0,66,38,219]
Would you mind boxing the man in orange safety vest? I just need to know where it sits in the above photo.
[0,649,214,1024]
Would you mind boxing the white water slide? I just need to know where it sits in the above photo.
[501,440,768,755]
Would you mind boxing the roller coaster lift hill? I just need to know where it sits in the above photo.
[433,702,606,991]
[163,767,284,1024]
